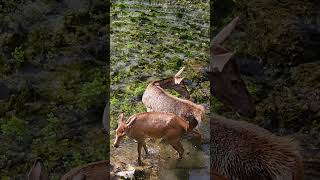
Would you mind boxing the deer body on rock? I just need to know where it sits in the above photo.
[113,112,189,165]
[142,67,205,139]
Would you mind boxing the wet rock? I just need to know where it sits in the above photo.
[116,170,135,179]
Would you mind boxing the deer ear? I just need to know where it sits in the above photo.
[28,159,49,180]
[210,52,235,72]
[174,77,184,84]
[127,117,137,129]
[175,66,185,77]
[118,113,125,124]
[211,16,240,45]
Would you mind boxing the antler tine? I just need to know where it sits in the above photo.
[118,113,124,122]
[210,52,235,72]
[211,16,240,46]
[175,66,185,77]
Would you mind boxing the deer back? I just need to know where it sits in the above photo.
[142,81,204,127]
[210,114,303,180]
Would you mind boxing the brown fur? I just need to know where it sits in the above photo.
[210,114,303,180]
[113,112,189,165]
[61,160,110,180]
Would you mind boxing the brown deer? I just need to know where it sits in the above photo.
[209,16,256,118]
[142,67,205,140]
[61,160,111,180]
[113,112,189,165]
[211,113,304,180]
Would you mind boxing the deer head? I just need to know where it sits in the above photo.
[209,16,256,118]
[155,67,190,99]
[113,113,136,148]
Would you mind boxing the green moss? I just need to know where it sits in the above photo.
[11,46,25,67]
[78,76,107,110]
[290,62,320,88]
[0,0,108,178]
[210,96,224,113]
[1,115,28,138]
[222,0,312,66]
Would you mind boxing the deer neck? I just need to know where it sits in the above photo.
[153,78,174,89]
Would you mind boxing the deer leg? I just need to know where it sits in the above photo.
[191,128,203,141]
[169,140,184,159]
[142,141,148,155]
[137,141,143,165]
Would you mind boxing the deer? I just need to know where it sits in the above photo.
[142,67,205,141]
[113,112,189,165]
[209,16,304,180]
[208,16,256,118]
[211,113,304,180]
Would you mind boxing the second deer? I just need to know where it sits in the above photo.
[113,112,189,165]
[142,67,205,140]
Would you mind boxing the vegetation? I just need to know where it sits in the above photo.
[0,0,108,179]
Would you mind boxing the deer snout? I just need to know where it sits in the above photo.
[113,144,119,148]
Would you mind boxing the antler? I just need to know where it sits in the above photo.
[210,16,240,72]
[28,158,49,180]
[174,66,185,84]
[211,16,240,46]
[175,66,185,77]
[118,113,124,123]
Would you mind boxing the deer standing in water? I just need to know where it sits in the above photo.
[142,67,205,140]
[113,112,189,165]
[210,16,303,180]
